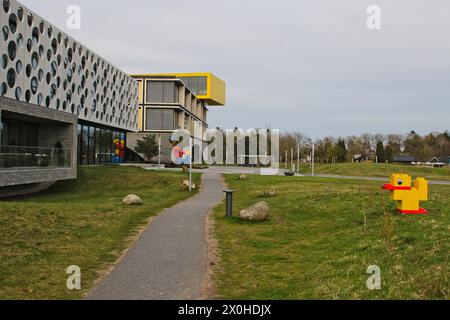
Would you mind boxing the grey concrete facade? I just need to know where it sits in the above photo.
[0,96,77,190]
[0,0,139,131]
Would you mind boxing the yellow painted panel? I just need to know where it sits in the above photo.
[138,106,143,131]
[137,80,144,104]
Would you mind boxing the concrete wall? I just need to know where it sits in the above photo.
[0,96,77,189]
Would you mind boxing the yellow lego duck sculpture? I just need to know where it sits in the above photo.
[382,173,429,214]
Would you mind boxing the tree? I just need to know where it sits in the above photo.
[335,139,347,162]
[385,146,394,163]
[376,140,385,163]
[135,135,159,162]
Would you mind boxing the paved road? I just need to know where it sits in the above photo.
[145,166,450,186]
[86,172,224,300]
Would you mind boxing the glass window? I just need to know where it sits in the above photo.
[145,108,174,130]
[198,76,207,95]
[146,81,178,103]
[147,81,164,103]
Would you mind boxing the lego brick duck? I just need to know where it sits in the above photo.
[382,173,429,214]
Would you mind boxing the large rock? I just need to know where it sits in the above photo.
[239,174,247,181]
[122,194,142,205]
[239,201,270,221]
[182,180,196,190]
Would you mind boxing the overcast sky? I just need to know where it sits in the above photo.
[20,0,450,138]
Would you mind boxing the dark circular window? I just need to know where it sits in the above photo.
[31,52,39,69]
[39,21,44,34]
[1,54,7,69]
[32,27,39,44]
[30,77,38,94]
[8,13,17,33]
[46,72,51,84]
[38,69,44,81]
[25,89,30,102]
[51,38,57,54]
[3,0,10,13]
[26,38,32,52]
[67,68,73,82]
[15,86,21,100]
[16,33,23,48]
[7,41,16,60]
[2,25,8,41]
[27,13,33,26]
[25,64,31,77]
[17,7,23,21]
[0,82,7,96]
[47,26,52,38]
[46,49,52,61]
[51,61,57,76]
[50,84,56,98]
[67,48,73,63]
[7,68,15,88]
[16,60,22,73]
[37,93,43,105]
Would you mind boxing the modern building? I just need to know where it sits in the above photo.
[128,73,225,163]
[0,0,138,197]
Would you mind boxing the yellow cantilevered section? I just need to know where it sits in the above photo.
[130,72,226,106]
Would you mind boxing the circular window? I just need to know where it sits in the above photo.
[16,33,23,48]
[46,49,52,61]
[38,45,44,57]
[26,38,32,52]
[30,77,38,94]
[7,68,15,88]
[56,98,60,109]
[45,96,50,107]
[50,84,56,97]
[47,26,52,38]
[8,13,17,33]
[51,61,57,76]
[67,48,73,62]
[1,54,7,69]
[39,21,44,34]
[32,27,39,44]
[46,72,51,84]
[31,52,39,69]
[38,69,44,81]
[7,41,16,60]
[3,0,10,13]
[51,38,57,54]
[67,68,73,82]
[0,82,6,96]
[25,64,31,77]
[15,86,21,99]
[57,32,61,44]
[2,25,8,41]
[25,89,30,102]
[27,13,33,26]
[17,7,23,21]
[16,60,22,73]
[37,93,43,105]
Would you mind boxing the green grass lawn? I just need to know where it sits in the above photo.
[297,162,450,181]
[0,166,199,300]
[212,174,449,299]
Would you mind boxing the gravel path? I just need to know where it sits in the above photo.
[86,172,224,300]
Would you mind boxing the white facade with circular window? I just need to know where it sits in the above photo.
[0,0,138,131]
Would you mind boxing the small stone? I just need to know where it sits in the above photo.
[239,201,270,221]
[122,194,142,205]
[260,189,277,197]
[182,180,196,190]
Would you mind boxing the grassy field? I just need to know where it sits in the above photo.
[0,166,199,300]
[297,162,450,181]
[212,174,449,299]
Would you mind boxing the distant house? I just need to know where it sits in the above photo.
[393,155,416,164]
[429,156,449,167]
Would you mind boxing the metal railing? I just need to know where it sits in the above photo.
[0,145,72,169]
